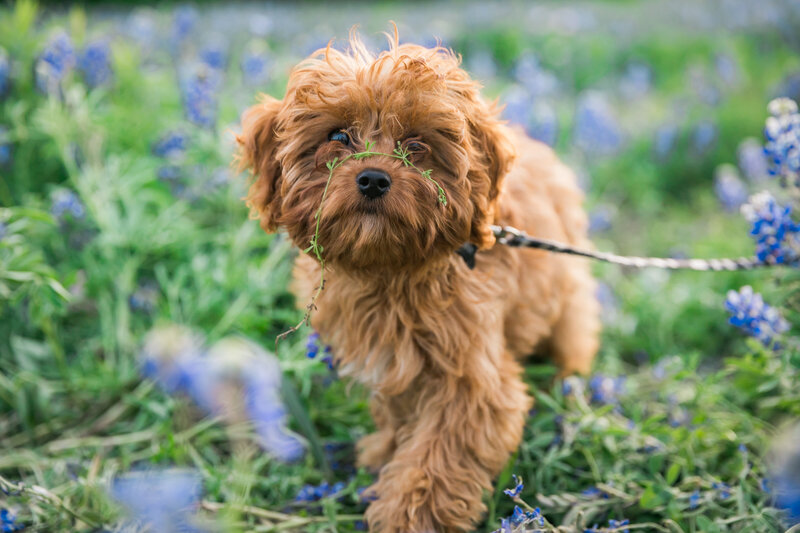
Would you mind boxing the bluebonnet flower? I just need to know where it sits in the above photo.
[619,62,651,100]
[608,519,630,532]
[243,356,305,462]
[573,91,623,156]
[737,137,769,183]
[0,126,11,166]
[357,485,378,503]
[512,52,559,97]
[584,519,629,533]
[711,481,731,500]
[713,164,748,211]
[562,376,585,397]
[768,424,800,525]
[715,53,740,87]
[129,283,159,313]
[180,63,221,129]
[691,120,717,155]
[653,123,678,160]
[153,131,189,160]
[501,86,558,147]
[0,222,6,242]
[35,31,75,94]
[248,13,273,38]
[110,469,206,533]
[241,41,272,86]
[77,40,112,88]
[141,328,305,461]
[588,204,616,233]
[295,480,346,503]
[0,47,10,99]
[503,475,524,499]
[760,477,772,494]
[725,286,789,346]
[741,191,800,265]
[581,486,607,499]
[689,490,701,509]
[496,505,545,533]
[763,97,800,185]
[157,165,183,183]
[51,189,86,221]
[306,331,335,369]
[1,509,23,532]
[171,5,198,45]
[588,375,625,406]
[199,36,228,71]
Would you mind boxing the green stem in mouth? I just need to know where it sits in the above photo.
[276,141,447,344]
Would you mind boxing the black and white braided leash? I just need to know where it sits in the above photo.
[482,225,773,272]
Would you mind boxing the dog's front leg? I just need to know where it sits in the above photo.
[364,355,531,533]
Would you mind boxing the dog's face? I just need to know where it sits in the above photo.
[237,38,515,271]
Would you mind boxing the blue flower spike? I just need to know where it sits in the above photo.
[740,191,800,265]
[503,474,524,499]
[764,97,800,185]
[725,285,789,347]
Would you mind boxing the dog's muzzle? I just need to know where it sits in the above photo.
[356,168,391,199]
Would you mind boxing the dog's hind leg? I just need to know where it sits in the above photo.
[548,266,601,376]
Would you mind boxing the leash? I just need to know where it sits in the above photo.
[455,225,775,272]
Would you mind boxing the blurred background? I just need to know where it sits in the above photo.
[2,1,800,531]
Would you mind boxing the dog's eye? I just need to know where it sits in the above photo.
[328,129,351,146]
[403,138,428,154]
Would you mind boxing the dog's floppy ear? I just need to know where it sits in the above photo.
[237,94,284,233]
[467,109,516,249]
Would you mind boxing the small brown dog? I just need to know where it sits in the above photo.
[237,31,600,533]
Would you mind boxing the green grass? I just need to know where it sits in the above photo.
[1,1,799,531]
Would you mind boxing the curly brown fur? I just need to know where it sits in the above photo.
[237,29,600,533]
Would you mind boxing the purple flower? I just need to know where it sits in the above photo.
[501,86,559,147]
[737,137,770,183]
[465,48,497,81]
[50,189,85,221]
[180,63,221,129]
[589,204,616,233]
[588,375,625,406]
[153,131,189,160]
[711,481,731,500]
[691,120,717,155]
[725,286,789,346]
[295,480,346,503]
[740,191,800,265]
[513,52,559,97]
[764,97,800,184]
[77,40,113,88]
[306,331,335,370]
[619,62,651,100]
[608,518,630,532]
[0,47,10,99]
[496,505,545,533]
[35,31,75,94]
[0,222,6,242]
[0,126,11,166]
[573,91,623,156]
[199,36,228,71]
[171,5,198,44]
[241,41,272,86]
[689,490,701,509]
[1,508,23,532]
[243,358,305,462]
[713,165,748,212]
[503,475,524,499]
[110,469,206,533]
[653,123,679,160]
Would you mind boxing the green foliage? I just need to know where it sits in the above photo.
[0,1,798,532]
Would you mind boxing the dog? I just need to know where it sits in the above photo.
[236,31,600,533]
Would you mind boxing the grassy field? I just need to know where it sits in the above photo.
[2,1,800,531]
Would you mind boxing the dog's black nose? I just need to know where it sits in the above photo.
[356,169,391,199]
